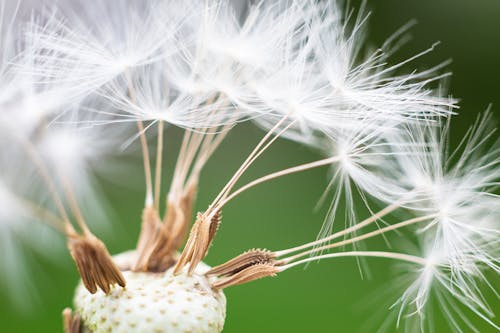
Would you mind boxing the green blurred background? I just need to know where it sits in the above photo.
[1,0,499,332]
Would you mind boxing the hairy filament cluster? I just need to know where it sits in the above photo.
[0,0,498,332]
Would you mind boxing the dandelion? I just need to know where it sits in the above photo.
[0,0,498,332]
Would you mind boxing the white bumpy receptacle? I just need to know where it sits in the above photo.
[73,251,226,333]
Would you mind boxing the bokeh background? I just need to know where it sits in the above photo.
[0,0,499,332]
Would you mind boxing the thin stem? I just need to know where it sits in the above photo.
[208,113,292,212]
[18,197,67,234]
[219,119,297,205]
[136,120,154,206]
[13,131,71,226]
[206,118,296,223]
[61,176,90,235]
[170,129,192,197]
[125,69,153,206]
[187,124,232,186]
[214,155,342,213]
[154,121,164,210]
[280,251,427,271]
[185,133,216,185]
[274,199,407,257]
[282,214,437,263]
[177,131,205,190]
[190,99,236,177]
[170,95,225,199]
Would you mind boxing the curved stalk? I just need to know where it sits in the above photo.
[154,121,164,210]
[280,251,427,271]
[281,214,437,263]
[274,198,411,257]
[214,155,342,213]
[208,113,293,214]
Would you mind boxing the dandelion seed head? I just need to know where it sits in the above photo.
[0,1,497,331]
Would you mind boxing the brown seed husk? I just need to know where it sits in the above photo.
[67,232,126,294]
[174,210,221,275]
[211,263,279,290]
[134,183,197,272]
[207,249,275,277]
[133,205,162,271]
[63,308,82,333]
